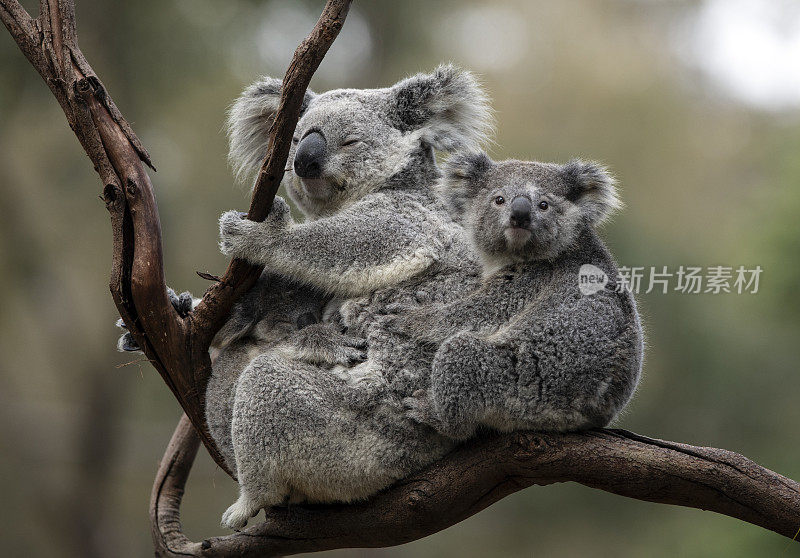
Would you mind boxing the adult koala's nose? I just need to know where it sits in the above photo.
[509,196,532,228]
[293,131,327,179]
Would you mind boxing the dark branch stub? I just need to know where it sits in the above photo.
[197,271,223,282]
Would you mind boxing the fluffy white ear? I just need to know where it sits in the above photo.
[445,150,494,182]
[562,160,622,225]
[226,77,316,183]
[438,151,494,222]
[390,64,493,152]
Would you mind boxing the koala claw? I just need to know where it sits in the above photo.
[341,334,368,351]
[267,196,291,222]
[402,390,437,426]
[382,302,414,315]
[323,332,368,366]
[327,333,369,366]
[340,346,368,366]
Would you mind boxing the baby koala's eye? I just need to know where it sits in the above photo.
[538,201,549,211]
[292,136,299,145]
[494,196,505,205]
[341,137,361,147]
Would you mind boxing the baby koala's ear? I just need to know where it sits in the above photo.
[390,64,493,152]
[439,151,494,221]
[562,160,622,225]
[227,77,316,183]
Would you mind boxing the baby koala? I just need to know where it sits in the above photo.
[387,151,643,440]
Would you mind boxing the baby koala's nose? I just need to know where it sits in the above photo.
[509,196,532,228]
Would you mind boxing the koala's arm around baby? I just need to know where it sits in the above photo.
[220,194,440,297]
[384,267,542,343]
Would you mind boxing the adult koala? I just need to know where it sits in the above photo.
[216,65,490,528]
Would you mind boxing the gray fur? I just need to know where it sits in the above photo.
[387,153,643,440]
[216,65,489,529]
[115,275,330,472]
[206,273,330,470]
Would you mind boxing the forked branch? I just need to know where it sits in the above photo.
[1,0,351,474]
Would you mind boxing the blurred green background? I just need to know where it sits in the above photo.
[2,0,799,556]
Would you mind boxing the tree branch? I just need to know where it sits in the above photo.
[0,0,351,476]
[188,0,351,418]
[151,418,800,557]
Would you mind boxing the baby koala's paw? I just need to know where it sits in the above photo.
[403,389,438,427]
[218,210,256,259]
[330,334,369,366]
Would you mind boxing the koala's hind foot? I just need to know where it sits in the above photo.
[221,495,261,530]
[221,483,288,530]
[427,332,517,440]
[116,287,195,352]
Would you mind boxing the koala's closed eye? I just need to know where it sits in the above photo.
[341,137,362,147]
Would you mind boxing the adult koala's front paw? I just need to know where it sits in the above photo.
[219,197,291,260]
[218,210,254,259]
[263,196,292,227]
